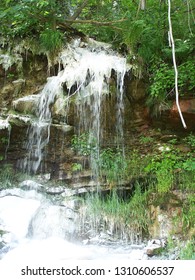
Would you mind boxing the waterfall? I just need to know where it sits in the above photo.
[21,77,63,173]
[20,38,128,175]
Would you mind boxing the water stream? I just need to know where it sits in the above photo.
[20,38,128,175]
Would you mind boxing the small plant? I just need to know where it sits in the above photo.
[40,28,63,53]
[145,149,182,193]
[0,164,14,189]
[182,193,195,231]
[168,138,178,145]
[139,136,153,144]
[98,148,127,185]
[0,137,8,144]
[71,133,97,156]
[7,73,15,79]
[184,133,195,147]
[71,163,82,172]
[179,239,195,260]
[182,158,195,171]
[155,165,174,193]
[127,149,148,178]
[83,185,150,242]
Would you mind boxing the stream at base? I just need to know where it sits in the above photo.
[0,184,152,262]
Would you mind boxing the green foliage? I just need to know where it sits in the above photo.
[71,162,82,172]
[149,61,175,98]
[128,184,149,234]
[147,56,195,115]
[126,150,148,178]
[0,137,8,144]
[178,60,195,91]
[71,133,97,156]
[40,28,63,53]
[182,158,195,172]
[145,149,181,193]
[184,133,195,148]
[139,135,154,144]
[182,193,195,231]
[165,237,195,260]
[84,185,149,241]
[179,239,195,260]
[0,164,14,189]
[98,148,127,185]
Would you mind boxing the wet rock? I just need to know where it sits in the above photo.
[172,98,195,115]
[149,193,183,239]
[51,123,73,132]
[160,98,195,131]
[19,180,44,192]
[36,173,51,182]
[125,79,147,102]
[9,114,32,126]
[28,204,78,239]
[52,95,67,118]
[12,79,25,96]
[60,198,82,211]
[1,84,14,96]
[45,186,65,195]
[145,239,166,257]
[12,94,40,115]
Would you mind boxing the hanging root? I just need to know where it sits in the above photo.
[168,0,187,129]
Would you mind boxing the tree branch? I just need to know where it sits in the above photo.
[63,18,126,30]
[68,0,89,21]
[65,18,127,25]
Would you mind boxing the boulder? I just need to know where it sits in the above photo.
[12,79,25,97]
[12,94,40,115]
[162,98,195,131]
[149,193,183,239]
[145,239,166,257]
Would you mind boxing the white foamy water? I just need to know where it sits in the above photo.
[0,188,147,263]
[1,237,146,262]
[0,192,40,241]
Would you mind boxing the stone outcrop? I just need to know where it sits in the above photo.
[153,97,195,132]
[149,192,183,239]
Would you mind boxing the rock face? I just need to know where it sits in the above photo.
[169,98,195,131]
[28,204,78,240]
[149,193,183,239]
[0,39,151,178]
[12,95,40,115]
[153,97,195,132]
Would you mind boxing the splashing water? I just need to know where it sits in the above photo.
[0,187,147,262]
[21,39,128,174]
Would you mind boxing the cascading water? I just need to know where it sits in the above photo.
[0,186,148,262]
[21,77,63,173]
[20,38,128,175]
[1,39,156,264]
